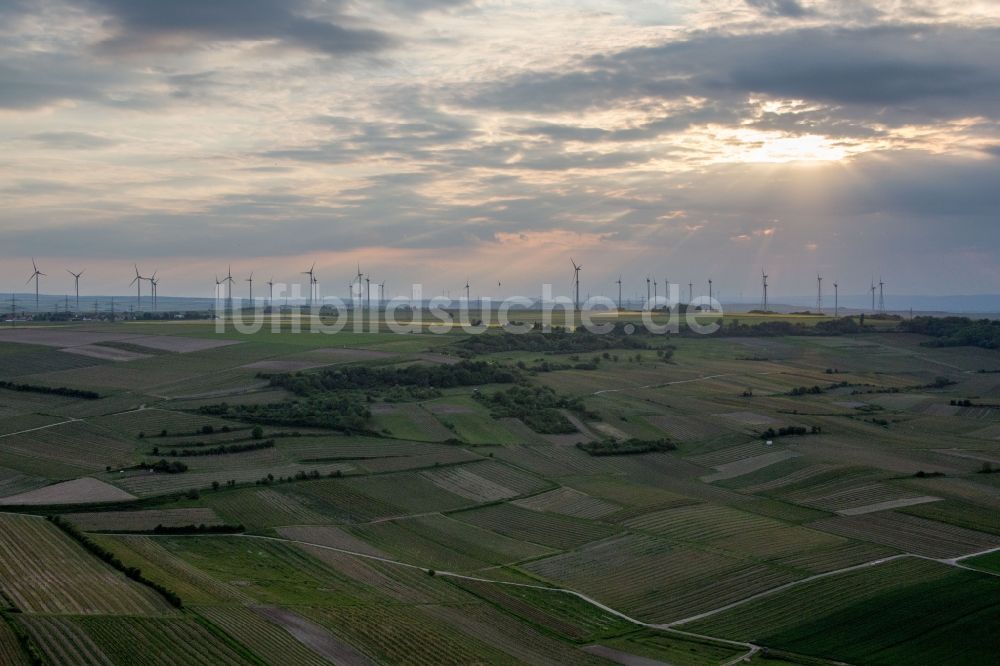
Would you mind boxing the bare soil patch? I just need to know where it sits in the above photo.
[60,344,150,362]
[0,477,137,505]
[700,449,800,483]
[837,496,942,516]
[253,606,377,666]
[126,335,240,353]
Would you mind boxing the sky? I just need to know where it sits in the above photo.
[2,0,999,302]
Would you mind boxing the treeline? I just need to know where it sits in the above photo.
[200,396,371,433]
[0,380,100,400]
[152,439,274,458]
[761,425,821,439]
[151,523,244,535]
[47,516,183,608]
[137,459,188,474]
[577,438,676,456]
[900,316,1000,350]
[708,317,869,338]
[475,385,593,434]
[268,360,520,396]
[458,326,652,355]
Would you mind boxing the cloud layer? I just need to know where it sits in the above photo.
[1,0,999,298]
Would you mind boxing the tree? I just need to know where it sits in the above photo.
[251,426,264,440]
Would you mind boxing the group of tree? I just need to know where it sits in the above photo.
[267,360,520,396]
[475,384,593,434]
[761,425,821,439]
[457,326,653,355]
[577,438,676,456]
[900,316,1000,350]
[152,439,275,458]
[137,459,188,474]
[199,394,371,433]
[0,380,99,400]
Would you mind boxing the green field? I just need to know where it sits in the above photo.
[0,320,998,664]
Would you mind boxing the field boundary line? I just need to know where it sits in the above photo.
[121,531,758,652]
[0,418,80,439]
[591,371,783,396]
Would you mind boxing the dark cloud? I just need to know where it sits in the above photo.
[0,56,107,109]
[745,0,813,18]
[28,131,119,149]
[84,0,393,55]
[464,25,1000,122]
[380,0,474,14]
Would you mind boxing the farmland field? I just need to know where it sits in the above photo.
[2,319,1000,664]
[0,514,171,615]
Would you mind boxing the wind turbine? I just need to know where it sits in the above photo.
[653,279,658,306]
[870,279,876,312]
[708,279,713,311]
[833,282,839,318]
[26,259,44,311]
[246,272,254,303]
[365,274,371,314]
[149,271,159,312]
[616,276,622,310]
[761,269,769,312]
[214,275,223,315]
[130,265,145,311]
[465,279,471,303]
[66,268,84,310]
[878,278,885,314]
[355,265,364,312]
[224,266,235,313]
[301,263,316,309]
[379,280,385,309]
[816,274,823,314]
[688,282,693,304]
[266,277,274,308]
[570,258,582,310]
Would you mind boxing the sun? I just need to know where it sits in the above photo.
[722,129,853,164]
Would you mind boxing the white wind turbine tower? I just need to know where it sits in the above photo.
[653,278,658,306]
[355,265,364,313]
[379,280,385,309]
[224,266,235,313]
[708,278,713,311]
[616,276,622,310]
[761,269,769,312]
[66,268,84,310]
[833,282,839,318]
[130,265,146,311]
[214,275,223,316]
[266,277,274,309]
[301,263,316,310]
[246,272,254,304]
[570,258,582,310]
[816,274,823,314]
[149,272,159,312]
[27,259,44,311]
